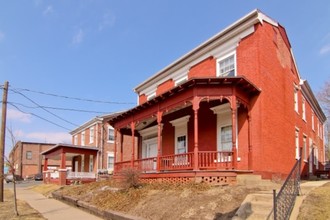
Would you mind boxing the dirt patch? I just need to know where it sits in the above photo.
[0,189,45,220]
[297,182,330,220]
[55,181,262,219]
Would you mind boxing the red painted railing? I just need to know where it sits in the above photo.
[115,151,233,173]
[159,152,194,170]
[134,157,157,172]
[198,151,233,170]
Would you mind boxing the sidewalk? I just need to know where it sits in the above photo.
[15,187,102,220]
[290,180,330,220]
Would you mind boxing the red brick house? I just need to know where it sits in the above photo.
[70,113,137,174]
[8,141,69,179]
[108,9,326,184]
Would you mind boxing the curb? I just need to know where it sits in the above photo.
[52,191,145,220]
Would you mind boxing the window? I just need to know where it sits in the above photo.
[89,126,94,144]
[89,155,93,172]
[303,135,307,161]
[177,135,187,154]
[217,54,236,77]
[221,126,233,151]
[295,129,299,159]
[74,135,78,145]
[108,127,114,142]
[302,99,306,121]
[81,131,85,146]
[294,86,299,113]
[147,92,156,101]
[26,151,32,160]
[107,153,114,171]
[174,76,188,86]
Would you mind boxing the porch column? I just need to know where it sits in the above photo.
[59,151,67,185]
[120,130,124,162]
[248,109,253,170]
[231,97,237,169]
[131,121,136,168]
[193,97,200,171]
[43,157,48,184]
[114,129,118,174]
[156,111,163,172]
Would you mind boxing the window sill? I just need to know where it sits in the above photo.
[107,140,115,144]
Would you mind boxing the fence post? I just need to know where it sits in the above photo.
[273,189,277,220]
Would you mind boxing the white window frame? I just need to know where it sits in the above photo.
[74,135,78,145]
[294,86,299,113]
[216,51,236,77]
[89,155,93,172]
[81,131,85,146]
[302,98,306,121]
[107,126,115,143]
[89,126,94,144]
[107,152,115,171]
[170,116,190,155]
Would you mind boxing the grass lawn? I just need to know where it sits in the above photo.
[0,189,45,220]
[297,182,330,220]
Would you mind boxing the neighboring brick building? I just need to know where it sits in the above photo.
[70,113,137,173]
[108,9,326,183]
[8,141,64,179]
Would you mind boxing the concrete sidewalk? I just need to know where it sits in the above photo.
[290,180,330,220]
[15,187,102,220]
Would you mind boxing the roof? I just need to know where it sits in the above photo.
[69,111,126,135]
[41,143,99,155]
[110,76,261,126]
[134,9,278,94]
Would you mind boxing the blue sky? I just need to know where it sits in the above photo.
[1,1,330,155]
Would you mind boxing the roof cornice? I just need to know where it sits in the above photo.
[134,9,278,94]
[301,80,327,123]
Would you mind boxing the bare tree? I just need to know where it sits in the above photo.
[4,127,19,216]
[318,80,330,161]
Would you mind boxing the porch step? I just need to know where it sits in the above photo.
[236,174,281,190]
[233,192,274,220]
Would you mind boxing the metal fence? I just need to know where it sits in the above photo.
[272,158,301,220]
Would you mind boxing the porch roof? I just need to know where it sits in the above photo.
[109,76,260,126]
[41,144,99,160]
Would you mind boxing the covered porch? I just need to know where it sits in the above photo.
[109,77,260,184]
[41,144,99,185]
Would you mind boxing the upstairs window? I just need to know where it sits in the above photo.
[302,99,306,121]
[108,126,115,142]
[81,131,85,146]
[294,86,299,113]
[311,112,315,131]
[26,151,32,160]
[217,53,236,77]
[74,135,78,145]
[89,126,94,144]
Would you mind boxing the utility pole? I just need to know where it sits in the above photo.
[0,81,9,202]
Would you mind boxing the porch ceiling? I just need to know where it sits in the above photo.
[109,76,260,129]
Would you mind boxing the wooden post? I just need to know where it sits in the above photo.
[193,97,200,171]
[231,96,237,169]
[131,122,135,168]
[156,111,163,172]
[247,109,253,170]
[114,129,118,174]
[0,81,9,202]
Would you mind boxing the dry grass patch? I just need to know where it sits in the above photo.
[297,182,330,220]
[30,184,62,197]
[0,190,45,220]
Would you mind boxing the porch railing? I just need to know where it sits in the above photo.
[67,171,96,179]
[115,151,234,173]
[198,151,233,170]
[271,158,301,220]
[160,152,194,170]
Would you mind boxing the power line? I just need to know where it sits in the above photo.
[8,103,72,131]
[7,101,110,114]
[10,89,79,127]
[10,86,135,105]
